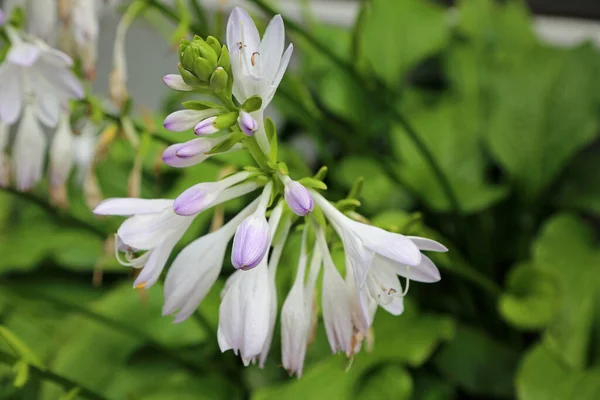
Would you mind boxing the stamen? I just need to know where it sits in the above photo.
[401,278,410,297]
[251,52,260,67]
[135,282,147,289]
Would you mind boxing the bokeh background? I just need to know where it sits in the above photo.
[1,0,600,399]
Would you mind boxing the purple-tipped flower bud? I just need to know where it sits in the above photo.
[173,182,222,216]
[238,111,258,136]
[231,214,270,270]
[284,181,314,216]
[162,138,216,168]
[194,117,218,136]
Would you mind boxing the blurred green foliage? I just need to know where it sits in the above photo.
[1,0,600,399]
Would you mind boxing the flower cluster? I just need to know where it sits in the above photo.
[95,8,446,376]
[0,11,88,195]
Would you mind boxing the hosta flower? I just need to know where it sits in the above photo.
[283,178,313,216]
[94,198,195,288]
[163,109,221,132]
[315,227,355,356]
[0,29,83,126]
[49,112,74,188]
[173,171,257,216]
[231,182,272,270]
[162,136,241,168]
[226,7,294,108]
[12,105,46,191]
[218,200,284,365]
[163,198,260,323]
[281,227,314,377]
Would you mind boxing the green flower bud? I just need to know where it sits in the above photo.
[179,39,191,63]
[182,47,197,72]
[210,67,228,91]
[206,36,222,58]
[178,64,201,86]
[217,45,231,72]
[192,40,218,68]
[213,111,239,130]
[193,57,215,82]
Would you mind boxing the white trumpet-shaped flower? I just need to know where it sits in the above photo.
[315,226,355,356]
[162,198,260,323]
[312,191,422,286]
[49,112,74,188]
[0,28,83,126]
[226,7,293,108]
[281,225,316,377]
[12,105,46,191]
[217,200,284,365]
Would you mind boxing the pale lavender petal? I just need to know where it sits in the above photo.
[284,180,313,216]
[259,15,285,82]
[238,111,258,136]
[8,43,41,66]
[226,7,260,59]
[164,110,203,132]
[231,214,270,270]
[376,254,441,283]
[0,63,23,124]
[162,139,212,168]
[408,236,448,252]
[271,43,293,90]
[163,74,194,91]
[194,117,218,136]
[173,182,221,216]
[94,198,173,216]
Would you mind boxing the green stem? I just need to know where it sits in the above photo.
[247,0,462,213]
[0,349,108,400]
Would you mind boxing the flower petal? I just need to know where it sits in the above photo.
[0,63,23,124]
[163,74,194,91]
[259,15,284,82]
[356,222,422,266]
[408,236,448,252]
[375,253,441,283]
[226,7,260,59]
[8,43,41,66]
[94,198,173,216]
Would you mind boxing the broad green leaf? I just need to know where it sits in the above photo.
[359,0,450,88]
[0,326,43,367]
[40,283,208,399]
[434,326,519,398]
[334,156,412,213]
[486,45,599,199]
[356,365,413,400]
[553,147,600,216]
[499,263,561,330]
[392,98,507,213]
[531,214,600,368]
[517,343,600,400]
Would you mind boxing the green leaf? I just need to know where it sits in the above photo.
[553,147,600,216]
[40,283,209,399]
[206,132,246,155]
[393,97,507,213]
[434,326,519,398]
[334,156,412,213]
[359,0,449,87]
[517,343,600,400]
[530,214,600,369]
[269,123,278,163]
[241,96,262,113]
[486,45,599,199]
[12,360,29,388]
[181,100,222,110]
[296,177,327,191]
[265,117,276,145]
[499,263,561,330]
[0,326,43,368]
[356,365,413,400]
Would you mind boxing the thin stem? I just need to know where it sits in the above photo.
[247,0,462,213]
[0,349,108,400]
